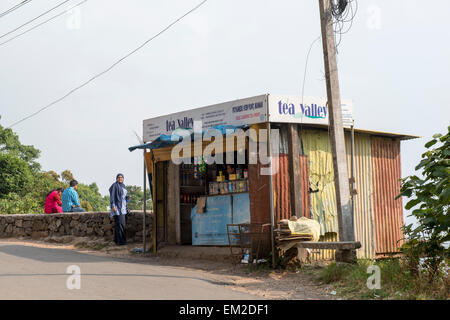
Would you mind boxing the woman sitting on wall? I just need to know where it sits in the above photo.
[44,188,63,214]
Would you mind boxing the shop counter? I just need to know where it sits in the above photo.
[190,192,250,246]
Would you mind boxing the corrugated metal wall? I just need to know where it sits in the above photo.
[273,154,310,223]
[273,154,290,223]
[371,137,405,256]
[299,155,310,219]
[301,129,339,236]
[345,133,376,259]
[250,126,405,260]
[248,162,271,225]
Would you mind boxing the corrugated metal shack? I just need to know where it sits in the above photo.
[270,127,416,259]
[135,94,418,260]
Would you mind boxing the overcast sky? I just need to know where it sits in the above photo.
[1,0,449,224]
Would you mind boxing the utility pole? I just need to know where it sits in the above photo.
[318,0,355,261]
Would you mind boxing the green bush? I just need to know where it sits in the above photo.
[398,126,449,283]
[0,193,42,214]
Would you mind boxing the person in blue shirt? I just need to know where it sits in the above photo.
[61,180,86,212]
[109,173,128,245]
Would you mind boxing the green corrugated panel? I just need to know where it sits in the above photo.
[302,129,376,260]
[345,133,376,259]
[301,129,338,235]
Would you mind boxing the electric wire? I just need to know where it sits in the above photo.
[299,36,321,136]
[330,0,358,53]
[7,0,209,129]
[0,0,70,40]
[0,0,32,19]
[0,0,88,47]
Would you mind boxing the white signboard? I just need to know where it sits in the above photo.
[268,94,354,128]
[143,95,268,142]
[142,94,354,142]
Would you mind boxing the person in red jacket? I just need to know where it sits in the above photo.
[44,188,63,214]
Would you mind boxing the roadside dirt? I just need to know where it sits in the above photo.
[1,238,338,300]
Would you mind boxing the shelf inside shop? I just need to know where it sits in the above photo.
[206,191,249,197]
[180,185,205,189]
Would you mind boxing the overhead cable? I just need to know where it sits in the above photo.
[330,0,358,53]
[0,0,88,47]
[7,0,209,128]
[0,0,33,19]
[0,0,70,40]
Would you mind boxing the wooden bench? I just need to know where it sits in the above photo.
[276,239,361,263]
[277,240,361,250]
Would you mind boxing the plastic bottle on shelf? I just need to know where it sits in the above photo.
[243,168,248,179]
[241,249,249,264]
[236,167,242,180]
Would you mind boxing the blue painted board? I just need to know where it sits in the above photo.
[227,193,251,245]
[191,195,232,245]
[232,193,250,224]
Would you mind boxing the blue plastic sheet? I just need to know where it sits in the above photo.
[128,124,248,152]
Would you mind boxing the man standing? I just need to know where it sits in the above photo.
[62,180,86,212]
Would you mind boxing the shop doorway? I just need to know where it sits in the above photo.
[178,151,250,246]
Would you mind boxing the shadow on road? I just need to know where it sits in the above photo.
[0,243,234,287]
[0,244,116,263]
[0,272,232,286]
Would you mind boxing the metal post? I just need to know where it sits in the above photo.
[152,160,157,256]
[143,151,147,253]
[350,122,355,225]
[267,121,276,268]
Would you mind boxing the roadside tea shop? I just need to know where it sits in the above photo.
[129,94,419,262]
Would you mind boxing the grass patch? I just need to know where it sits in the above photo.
[313,259,449,300]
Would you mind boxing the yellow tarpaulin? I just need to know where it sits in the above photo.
[301,129,339,235]
[287,217,321,242]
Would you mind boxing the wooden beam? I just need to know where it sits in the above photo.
[277,241,361,250]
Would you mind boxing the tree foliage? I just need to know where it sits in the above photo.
[61,170,74,183]
[77,183,109,212]
[125,185,152,211]
[0,118,41,172]
[0,153,34,196]
[398,125,450,281]
[0,119,109,214]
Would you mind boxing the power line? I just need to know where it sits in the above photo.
[7,0,209,129]
[330,0,358,53]
[297,35,321,134]
[0,0,70,40]
[0,0,33,19]
[0,0,88,47]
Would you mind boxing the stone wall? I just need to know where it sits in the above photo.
[0,211,152,242]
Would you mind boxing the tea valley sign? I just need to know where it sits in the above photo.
[143,94,354,142]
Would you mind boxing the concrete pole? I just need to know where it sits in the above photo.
[318,0,355,260]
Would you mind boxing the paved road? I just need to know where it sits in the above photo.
[0,241,260,300]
